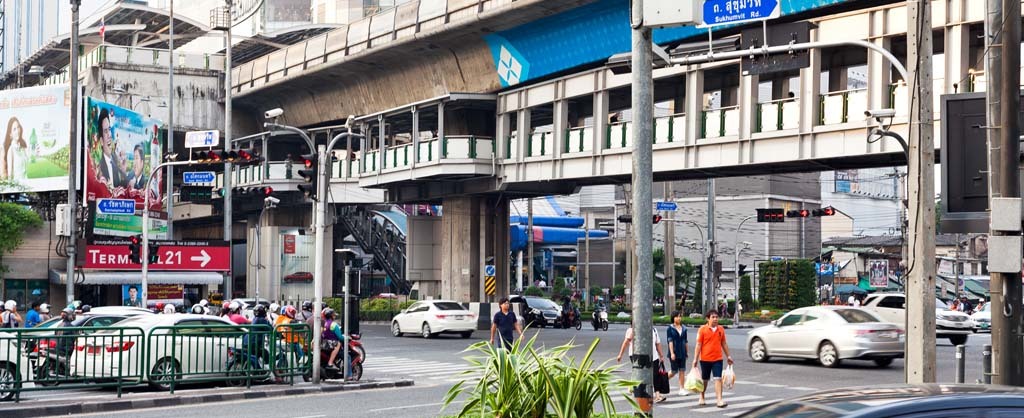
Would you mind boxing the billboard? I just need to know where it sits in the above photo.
[868,259,889,289]
[280,232,314,296]
[84,98,164,210]
[0,85,73,193]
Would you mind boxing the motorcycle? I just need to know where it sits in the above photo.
[313,339,364,381]
[562,306,582,330]
[591,307,609,331]
[29,337,75,387]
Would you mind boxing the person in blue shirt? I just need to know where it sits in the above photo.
[489,297,523,350]
[666,310,689,397]
[25,301,42,328]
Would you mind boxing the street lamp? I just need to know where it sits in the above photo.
[335,248,356,381]
[733,215,756,305]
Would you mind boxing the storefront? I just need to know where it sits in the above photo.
[49,270,223,309]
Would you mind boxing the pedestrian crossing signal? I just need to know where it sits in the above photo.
[756,208,785,223]
[812,206,836,216]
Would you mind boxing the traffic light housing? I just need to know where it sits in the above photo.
[235,148,262,166]
[297,153,317,200]
[148,241,160,264]
[617,214,664,224]
[738,264,748,277]
[128,235,142,264]
[786,209,810,218]
[812,206,836,216]
[756,208,785,223]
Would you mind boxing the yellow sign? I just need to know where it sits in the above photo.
[569,265,577,272]
[485,276,497,295]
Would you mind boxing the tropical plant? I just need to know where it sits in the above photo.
[443,334,638,418]
[524,286,544,297]
[612,284,626,298]
[738,274,753,310]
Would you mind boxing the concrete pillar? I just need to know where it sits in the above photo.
[947,20,970,94]
[494,198,511,298]
[739,72,758,139]
[867,10,893,112]
[441,196,482,302]
[593,89,609,153]
[685,68,705,167]
[801,28,822,132]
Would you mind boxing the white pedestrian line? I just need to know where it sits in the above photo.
[734,380,760,385]
[659,394,757,409]
[408,367,472,376]
[788,386,818,391]
[713,400,775,414]
[758,383,786,388]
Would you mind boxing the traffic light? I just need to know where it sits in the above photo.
[756,208,785,223]
[231,186,273,197]
[181,185,213,204]
[235,148,262,166]
[786,209,810,218]
[617,214,664,224]
[128,234,142,264]
[738,264,748,277]
[297,153,317,200]
[812,206,836,216]
[148,241,160,264]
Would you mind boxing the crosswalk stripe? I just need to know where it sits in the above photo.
[410,369,473,378]
[364,362,453,372]
[758,383,785,388]
[660,395,760,410]
[788,386,818,391]
[722,401,776,417]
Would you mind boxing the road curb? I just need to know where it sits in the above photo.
[0,379,414,418]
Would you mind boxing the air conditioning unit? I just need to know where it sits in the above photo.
[55,204,71,236]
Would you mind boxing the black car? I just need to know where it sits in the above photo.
[510,295,563,328]
[740,384,1024,418]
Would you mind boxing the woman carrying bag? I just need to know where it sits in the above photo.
[691,310,734,408]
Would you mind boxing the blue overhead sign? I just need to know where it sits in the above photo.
[702,0,781,27]
[656,201,678,211]
[183,171,216,184]
[96,198,136,215]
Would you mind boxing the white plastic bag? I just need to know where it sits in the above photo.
[684,367,704,393]
[722,364,736,390]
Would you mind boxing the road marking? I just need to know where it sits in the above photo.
[658,394,756,409]
[715,400,776,415]
[367,400,464,413]
[759,383,785,388]
[690,397,771,413]
[788,386,818,391]
[290,415,326,418]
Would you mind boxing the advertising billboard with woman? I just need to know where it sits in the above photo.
[0,85,73,193]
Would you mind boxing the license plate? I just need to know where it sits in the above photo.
[954,322,963,326]
[454,316,463,320]
[899,335,905,342]
[880,332,896,339]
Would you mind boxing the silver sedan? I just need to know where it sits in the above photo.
[746,306,904,368]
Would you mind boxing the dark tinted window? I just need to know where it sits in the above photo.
[434,302,465,311]
[878,296,906,309]
[779,313,803,326]
[834,309,881,323]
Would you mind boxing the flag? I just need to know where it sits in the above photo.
[99,18,106,42]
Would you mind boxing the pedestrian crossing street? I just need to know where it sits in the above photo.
[363,355,820,417]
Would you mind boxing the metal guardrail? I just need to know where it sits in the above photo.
[0,323,312,402]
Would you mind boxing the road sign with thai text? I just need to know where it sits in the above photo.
[701,0,780,28]
[185,130,220,148]
[96,198,136,215]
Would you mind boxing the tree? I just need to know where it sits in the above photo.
[653,247,665,274]
[612,284,626,298]
[739,274,753,309]
[653,280,664,299]
[524,286,544,297]
[693,277,703,313]
[589,285,603,299]
[0,202,43,276]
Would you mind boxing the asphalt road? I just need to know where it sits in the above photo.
[51,322,995,418]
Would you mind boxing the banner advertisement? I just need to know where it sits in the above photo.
[0,85,73,194]
[280,232,314,287]
[90,202,169,239]
[868,259,889,289]
[84,97,164,210]
[122,284,183,308]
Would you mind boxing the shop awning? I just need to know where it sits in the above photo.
[49,270,224,286]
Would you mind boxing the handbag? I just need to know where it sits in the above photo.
[654,361,671,394]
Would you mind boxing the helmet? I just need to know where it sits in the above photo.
[199,299,209,307]
[301,301,313,312]
[60,307,76,322]
[163,304,176,314]
[39,303,49,314]
[283,306,297,319]
[322,308,336,320]
[254,305,267,318]
[80,304,92,313]
[190,304,205,314]
[269,303,280,315]
[155,302,165,311]
[4,300,15,310]
[228,301,241,313]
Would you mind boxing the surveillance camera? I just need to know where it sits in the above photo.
[264,108,284,119]
[864,109,895,119]
[264,196,280,206]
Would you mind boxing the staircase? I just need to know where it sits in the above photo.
[338,205,411,294]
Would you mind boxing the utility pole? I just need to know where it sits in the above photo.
[663,182,675,315]
[584,211,591,310]
[221,1,233,299]
[904,0,936,384]
[705,179,716,314]
[527,198,534,287]
[66,0,81,306]
[987,0,1024,385]
[166,0,175,237]
[629,0,655,413]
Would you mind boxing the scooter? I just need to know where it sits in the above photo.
[591,306,609,331]
[313,340,363,381]
[29,338,74,387]
[562,306,582,330]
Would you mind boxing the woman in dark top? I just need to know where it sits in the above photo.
[666,310,689,396]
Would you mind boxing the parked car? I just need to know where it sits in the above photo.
[746,306,904,368]
[0,331,31,400]
[391,300,476,339]
[861,293,974,345]
[971,302,991,332]
[739,384,1024,418]
[23,314,136,355]
[510,295,562,328]
[87,306,156,316]
[69,314,244,390]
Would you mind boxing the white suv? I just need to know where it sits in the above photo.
[861,293,973,345]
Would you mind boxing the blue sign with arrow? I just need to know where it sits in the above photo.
[485,264,496,277]
[183,171,216,184]
[656,201,678,211]
[701,0,781,27]
[96,198,136,215]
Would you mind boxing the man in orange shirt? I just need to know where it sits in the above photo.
[691,310,733,408]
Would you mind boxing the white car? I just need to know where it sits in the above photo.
[0,331,32,401]
[69,314,244,389]
[861,293,974,345]
[391,300,477,339]
[746,307,904,368]
[88,306,156,316]
[970,303,990,332]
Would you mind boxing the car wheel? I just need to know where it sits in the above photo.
[460,331,473,339]
[949,335,968,346]
[421,323,433,339]
[749,338,770,362]
[873,358,894,368]
[0,362,20,401]
[818,341,841,368]
[149,358,181,390]
[391,321,403,337]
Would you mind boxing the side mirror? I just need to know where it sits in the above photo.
[400,309,407,314]
[771,320,778,327]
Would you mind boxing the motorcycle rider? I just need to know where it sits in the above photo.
[268,303,281,323]
[250,305,271,363]
[561,296,577,328]
[227,301,250,325]
[299,301,315,324]
[321,308,347,373]
[593,297,607,325]
[54,308,78,357]
[275,306,305,358]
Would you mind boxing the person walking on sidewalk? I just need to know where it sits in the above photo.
[692,310,733,408]
[666,311,689,397]
[617,321,668,403]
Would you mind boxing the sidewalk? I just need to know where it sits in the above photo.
[0,379,413,418]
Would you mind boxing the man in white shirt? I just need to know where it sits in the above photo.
[616,323,668,403]
[848,295,856,306]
